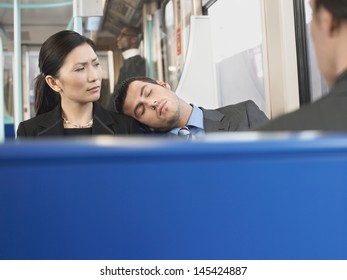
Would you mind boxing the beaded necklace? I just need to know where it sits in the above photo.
[62,117,93,128]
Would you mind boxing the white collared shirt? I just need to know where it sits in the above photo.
[170,105,205,137]
[122,49,141,60]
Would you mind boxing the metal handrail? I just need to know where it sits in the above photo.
[0,36,4,142]
[13,0,22,137]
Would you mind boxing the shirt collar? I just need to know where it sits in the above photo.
[170,105,204,135]
[122,49,140,60]
[186,105,204,129]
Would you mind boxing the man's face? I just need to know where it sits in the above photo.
[123,80,181,131]
[116,28,136,51]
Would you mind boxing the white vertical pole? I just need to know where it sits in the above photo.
[107,51,114,93]
[0,36,4,142]
[191,0,202,16]
[262,0,299,118]
[73,0,83,34]
[13,0,22,136]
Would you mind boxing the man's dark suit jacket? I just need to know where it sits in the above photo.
[201,100,269,132]
[117,55,146,86]
[138,100,268,135]
[16,102,141,138]
[255,70,347,131]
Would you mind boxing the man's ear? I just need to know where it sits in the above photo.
[45,75,61,93]
[319,6,337,35]
[130,36,139,47]
[157,81,171,90]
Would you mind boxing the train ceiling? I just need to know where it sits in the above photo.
[0,0,151,51]
[97,0,147,50]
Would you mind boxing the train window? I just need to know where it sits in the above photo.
[207,0,266,112]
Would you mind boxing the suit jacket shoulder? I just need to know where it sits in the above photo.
[255,71,347,131]
[201,100,268,132]
[17,105,64,138]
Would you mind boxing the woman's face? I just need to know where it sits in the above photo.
[53,43,102,105]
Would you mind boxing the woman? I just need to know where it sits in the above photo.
[17,30,141,137]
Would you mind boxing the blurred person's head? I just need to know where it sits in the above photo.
[310,0,347,87]
[116,26,143,52]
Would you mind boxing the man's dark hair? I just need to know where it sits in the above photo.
[315,0,347,27]
[114,76,159,114]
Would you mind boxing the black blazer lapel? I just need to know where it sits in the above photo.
[37,106,65,136]
[36,103,119,136]
[92,103,115,135]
